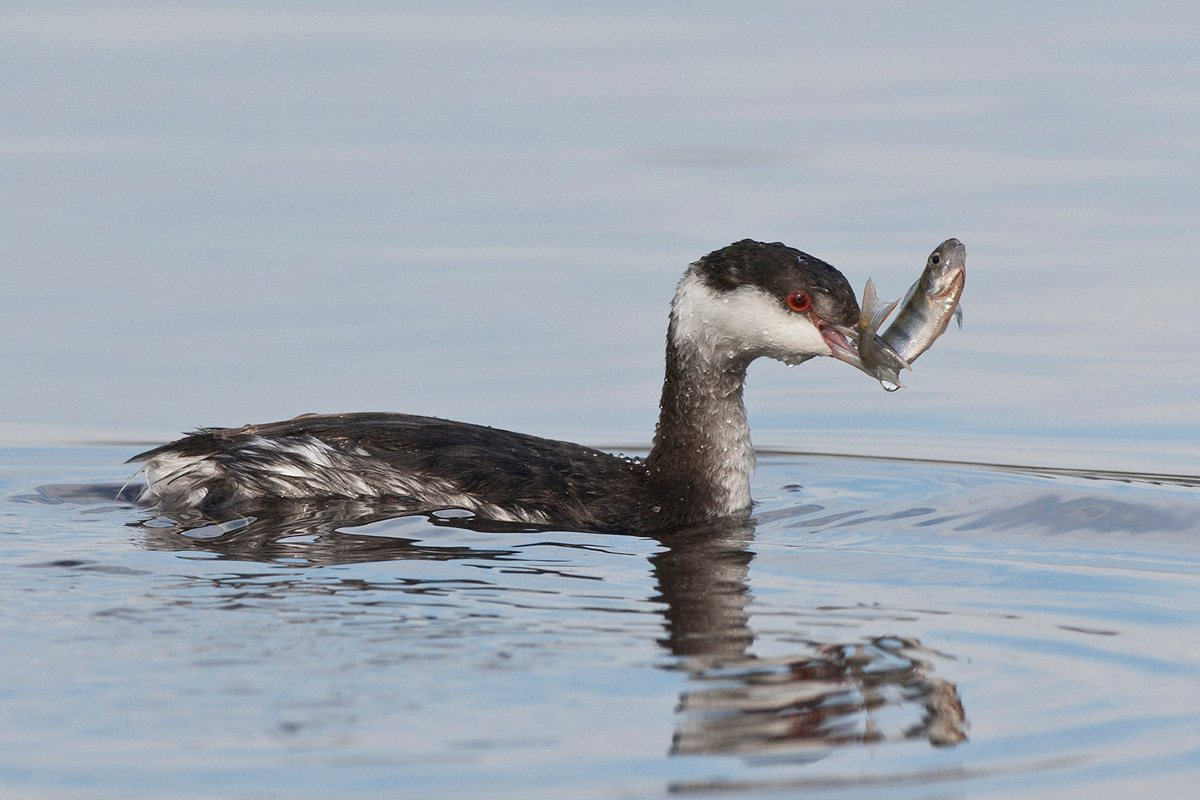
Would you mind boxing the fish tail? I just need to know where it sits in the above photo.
[861,278,898,333]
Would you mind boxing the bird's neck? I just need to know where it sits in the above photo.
[645,314,756,525]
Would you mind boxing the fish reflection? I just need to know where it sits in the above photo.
[652,522,966,756]
[671,639,966,755]
[125,494,967,756]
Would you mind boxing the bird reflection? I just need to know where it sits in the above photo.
[124,492,967,756]
[670,637,967,755]
[136,500,530,565]
[651,521,966,755]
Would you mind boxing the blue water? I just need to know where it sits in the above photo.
[2,447,1199,798]
[2,2,1200,797]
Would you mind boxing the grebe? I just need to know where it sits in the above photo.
[132,240,876,533]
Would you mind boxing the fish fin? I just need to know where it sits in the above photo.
[953,304,963,330]
[860,279,898,332]
[860,279,878,330]
[872,298,898,331]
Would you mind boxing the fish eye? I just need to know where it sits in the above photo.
[930,252,941,266]
[786,291,811,312]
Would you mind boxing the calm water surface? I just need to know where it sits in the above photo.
[2,446,1198,798]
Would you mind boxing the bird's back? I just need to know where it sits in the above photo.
[132,412,648,530]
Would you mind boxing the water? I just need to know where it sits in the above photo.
[3,2,1200,796]
[2,447,1198,798]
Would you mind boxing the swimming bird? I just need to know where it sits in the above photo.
[132,240,874,533]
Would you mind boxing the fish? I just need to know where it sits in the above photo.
[857,277,905,378]
[857,238,966,390]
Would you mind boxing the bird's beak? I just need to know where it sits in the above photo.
[818,318,909,391]
[816,320,872,373]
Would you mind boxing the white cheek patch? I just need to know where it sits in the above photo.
[671,271,832,365]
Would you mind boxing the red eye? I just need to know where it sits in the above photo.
[786,291,811,312]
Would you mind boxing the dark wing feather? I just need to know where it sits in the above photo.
[131,413,648,531]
